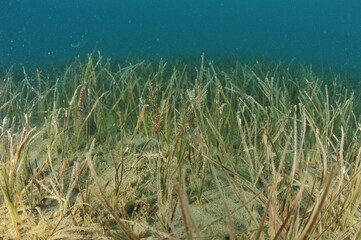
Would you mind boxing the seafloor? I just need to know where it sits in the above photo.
[0,55,360,239]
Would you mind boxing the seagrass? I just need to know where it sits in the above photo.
[0,54,360,239]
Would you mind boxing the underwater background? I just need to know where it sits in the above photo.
[1,0,361,71]
[2,1,361,239]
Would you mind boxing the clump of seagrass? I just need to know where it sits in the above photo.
[0,115,38,237]
[75,54,93,138]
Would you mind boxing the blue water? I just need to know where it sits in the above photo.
[1,0,361,71]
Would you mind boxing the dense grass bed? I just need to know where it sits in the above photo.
[0,54,360,239]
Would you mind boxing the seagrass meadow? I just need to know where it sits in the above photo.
[0,53,360,239]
